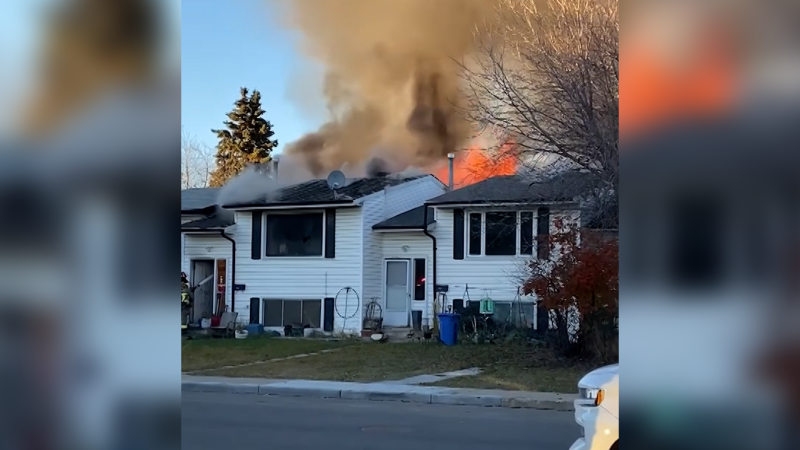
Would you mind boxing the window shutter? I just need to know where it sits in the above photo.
[251,211,262,260]
[325,208,336,258]
[249,298,260,324]
[453,209,465,260]
[537,207,550,260]
[323,297,335,331]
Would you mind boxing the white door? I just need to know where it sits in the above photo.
[384,260,410,327]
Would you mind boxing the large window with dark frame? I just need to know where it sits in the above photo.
[265,212,324,257]
[262,299,322,328]
[466,211,540,257]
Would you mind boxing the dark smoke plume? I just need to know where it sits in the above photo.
[273,0,500,177]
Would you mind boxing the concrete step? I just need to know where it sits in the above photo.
[383,326,411,334]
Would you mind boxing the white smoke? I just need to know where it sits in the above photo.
[215,166,277,206]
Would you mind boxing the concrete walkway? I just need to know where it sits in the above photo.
[182,375,577,411]
[385,367,482,385]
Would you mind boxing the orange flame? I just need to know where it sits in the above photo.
[432,142,517,188]
[621,17,738,140]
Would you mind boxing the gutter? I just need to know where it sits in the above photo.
[223,201,355,211]
[426,201,581,208]
[219,231,236,313]
[422,206,436,316]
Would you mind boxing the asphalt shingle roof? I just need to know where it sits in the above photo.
[222,174,430,208]
[181,188,221,213]
[425,172,593,206]
[372,206,435,230]
[181,212,235,231]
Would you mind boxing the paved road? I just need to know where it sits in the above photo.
[182,392,578,450]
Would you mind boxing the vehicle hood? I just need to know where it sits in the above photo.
[578,363,619,389]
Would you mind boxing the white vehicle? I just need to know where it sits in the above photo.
[570,364,619,450]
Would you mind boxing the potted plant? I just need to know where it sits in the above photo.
[234,322,249,339]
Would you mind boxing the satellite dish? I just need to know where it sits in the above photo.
[326,170,346,190]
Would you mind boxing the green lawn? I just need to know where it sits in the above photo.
[181,336,351,372]
[203,340,589,393]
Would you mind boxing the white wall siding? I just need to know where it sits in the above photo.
[360,194,385,319]
[380,232,435,325]
[233,208,364,334]
[181,233,185,273]
[432,207,580,328]
[182,233,233,313]
[433,208,532,304]
[362,175,446,326]
[383,176,446,219]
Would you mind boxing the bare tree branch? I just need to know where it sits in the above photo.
[181,130,214,189]
[459,0,618,193]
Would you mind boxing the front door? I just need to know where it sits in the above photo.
[191,260,214,321]
[384,260,410,327]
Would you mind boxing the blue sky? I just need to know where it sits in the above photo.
[181,0,326,153]
[0,0,321,148]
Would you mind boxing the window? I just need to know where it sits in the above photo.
[537,207,550,260]
[468,213,482,255]
[466,211,537,257]
[413,258,426,301]
[262,299,322,328]
[266,212,323,257]
[520,212,534,255]
[485,212,517,255]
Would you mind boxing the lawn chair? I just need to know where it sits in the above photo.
[211,311,238,338]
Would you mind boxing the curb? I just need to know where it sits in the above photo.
[181,381,574,411]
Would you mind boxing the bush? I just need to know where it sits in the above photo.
[524,224,618,363]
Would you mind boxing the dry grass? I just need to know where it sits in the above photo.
[423,367,580,393]
[181,336,351,372]
[205,340,589,393]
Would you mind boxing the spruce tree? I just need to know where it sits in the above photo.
[209,87,278,187]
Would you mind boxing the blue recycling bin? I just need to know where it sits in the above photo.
[245,323,264,335]
[437,313,460,346]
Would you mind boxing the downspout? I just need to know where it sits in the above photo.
[422,205,436,326]
[220,230,236,313]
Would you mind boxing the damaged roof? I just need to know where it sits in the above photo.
[222,174,430,209]
[372,206,435,230]
[425,171,593,206]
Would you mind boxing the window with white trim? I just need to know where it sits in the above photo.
[466,211,537,256]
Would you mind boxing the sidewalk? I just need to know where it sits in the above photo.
[182,375,577,411]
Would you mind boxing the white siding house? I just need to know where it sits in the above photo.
[220,174,446,335]
[371,173,586,331]
[181,188,237,322]
[181,171,586,335]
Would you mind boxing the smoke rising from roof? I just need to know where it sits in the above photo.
[275,0,500,177]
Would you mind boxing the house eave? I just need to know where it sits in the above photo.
[426,201,581,208]
[181,227,230,233]
[223,201,358,211]
[372,223,437,233]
